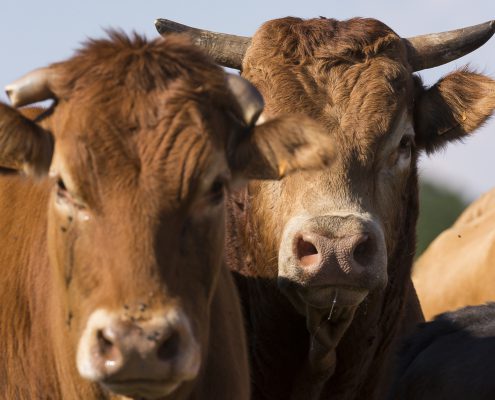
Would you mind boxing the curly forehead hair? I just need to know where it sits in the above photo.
[50,31,232,108]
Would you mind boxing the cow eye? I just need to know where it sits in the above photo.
[57,178,67,194]
[56,178,73,203]
[398,136,413,158]
[208,178,225,205]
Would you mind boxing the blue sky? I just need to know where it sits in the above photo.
[1,0,494,199]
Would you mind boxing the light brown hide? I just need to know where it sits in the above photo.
[414,188,495,320]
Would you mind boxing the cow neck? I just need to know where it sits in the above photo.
[0,179,56,398]
[225,188,311,399]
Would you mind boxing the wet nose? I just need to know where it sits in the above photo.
[77,308,200,387]
[294,231,377,281]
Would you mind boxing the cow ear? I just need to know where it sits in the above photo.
[414,69,495,153]
[228,114,336,181]
[0,103,54,178]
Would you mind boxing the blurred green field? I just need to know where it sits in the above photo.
[416,179,467,258]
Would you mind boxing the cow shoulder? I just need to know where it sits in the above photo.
[454,187,495,227]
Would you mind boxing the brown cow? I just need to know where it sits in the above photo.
[414,188,495,320]
[0,32,336,399]
[156,17,495,399]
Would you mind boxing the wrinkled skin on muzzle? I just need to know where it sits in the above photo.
[278,211,388,349]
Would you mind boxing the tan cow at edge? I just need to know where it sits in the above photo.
[414,188,495,320]
[0,33,336,399]
[156,17,495,399]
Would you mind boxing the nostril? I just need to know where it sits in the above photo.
[353,234,374,266]
[157,330,181,361]
[296,237,320,267]
[96,328,123,372]
[97,329,114,357]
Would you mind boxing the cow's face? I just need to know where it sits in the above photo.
[1,33,335,399]
[238,17,495,348]
[45,91,231,399]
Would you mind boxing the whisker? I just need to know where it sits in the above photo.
[310,290,339,350]
[328,290,338,321]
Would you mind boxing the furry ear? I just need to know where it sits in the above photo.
[0,103,54,178]
[228,114,335,181]
[414,69,495,153]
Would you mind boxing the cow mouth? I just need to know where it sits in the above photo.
[297,286,367,349]
[102,378,182,399]
[298,286,368,309]
[278,280,367,349]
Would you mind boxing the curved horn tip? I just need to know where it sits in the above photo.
[154,18,250,70]
[154,18,194,35]
[407,19,495,71]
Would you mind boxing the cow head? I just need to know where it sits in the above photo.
[0,33,335,398]
[156,18,495,365]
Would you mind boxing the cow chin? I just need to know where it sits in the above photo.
[278,278,366,348]
[103,380,182,399]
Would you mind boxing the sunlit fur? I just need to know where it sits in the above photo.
[414,188,495,320]
[0,32,250,400]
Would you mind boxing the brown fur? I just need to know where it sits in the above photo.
[224,17,495,399]
[0,33,251,400]
[0,103,53,175]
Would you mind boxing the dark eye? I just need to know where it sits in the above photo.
[57,178,67,194]
[208,178,225,205]
[399,136,413,156]
[56,178,73,203]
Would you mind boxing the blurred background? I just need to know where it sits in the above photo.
[1,0,493,255]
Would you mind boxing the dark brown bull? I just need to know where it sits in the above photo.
[156,17,495,399]
[0,32,336,399]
